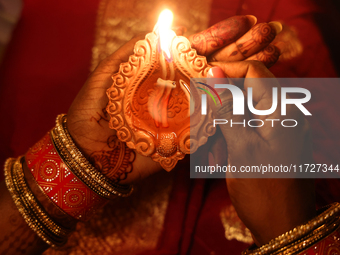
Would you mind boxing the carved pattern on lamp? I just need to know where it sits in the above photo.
[106,31,215,171]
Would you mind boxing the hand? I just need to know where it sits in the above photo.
[188,15,283,67]
[66,15,283,185]
[67,35,162,185]
[208,61,316,245]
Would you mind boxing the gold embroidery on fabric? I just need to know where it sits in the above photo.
[220,204,253,244]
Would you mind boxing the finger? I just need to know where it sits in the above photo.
[210,62,284,146]
[77,33,148,112]
[188,15,257,56]
[245,44,281,68]
[212,84,254,147]
[94,33,148,75]
[87,33,148,94]
[271,24,303,61]
[215,62,309,151]
[208,22,282,62]
[207,63,279,145]
[210,60,275,79]
[211,61,278,117]
[207,65,255,146]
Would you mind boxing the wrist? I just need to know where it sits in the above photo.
[229,179,316,246]
[66,114,137,185]
[252,202,317,246]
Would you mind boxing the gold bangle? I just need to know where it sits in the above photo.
[5,157,61,247]
[12,157,73,237]
[272,216,340,254]
[52,114,133,199]
[242,202,340,255]
[4,157,71,247]
[57,114,133,195]
[50,129,112,199]
[11,159,67,245]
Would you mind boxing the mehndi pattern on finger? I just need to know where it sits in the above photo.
[235,23,277,58]
[190,16,253,56]
[247,44,281,68]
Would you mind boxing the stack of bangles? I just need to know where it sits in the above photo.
[3,114,340,252]
[4,114,133,247]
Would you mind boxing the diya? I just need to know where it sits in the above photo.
[106,9,216,171]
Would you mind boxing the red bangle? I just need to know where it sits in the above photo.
[25,132,108,221]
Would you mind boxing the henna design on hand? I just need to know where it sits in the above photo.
[89,135,135,182]
[248,44,281,68]
[90,108,110,127]
[189,16,252,56]
[207,22,280,63]
[236,23,276,58]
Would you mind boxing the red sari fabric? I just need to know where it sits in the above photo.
[0,0,340,254]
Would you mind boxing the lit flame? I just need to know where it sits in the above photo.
[157,9,174,59]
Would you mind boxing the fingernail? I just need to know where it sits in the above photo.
[268,21,283,34]
[207,66,226,78]
[207,66,226,95]
[246,15,257,27]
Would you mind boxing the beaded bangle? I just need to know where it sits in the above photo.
[4,157,70,247]
[242,202,340,255]
[53,114,133,198]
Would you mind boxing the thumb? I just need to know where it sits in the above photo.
[93,33,147,79]
[207,66,254,146]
